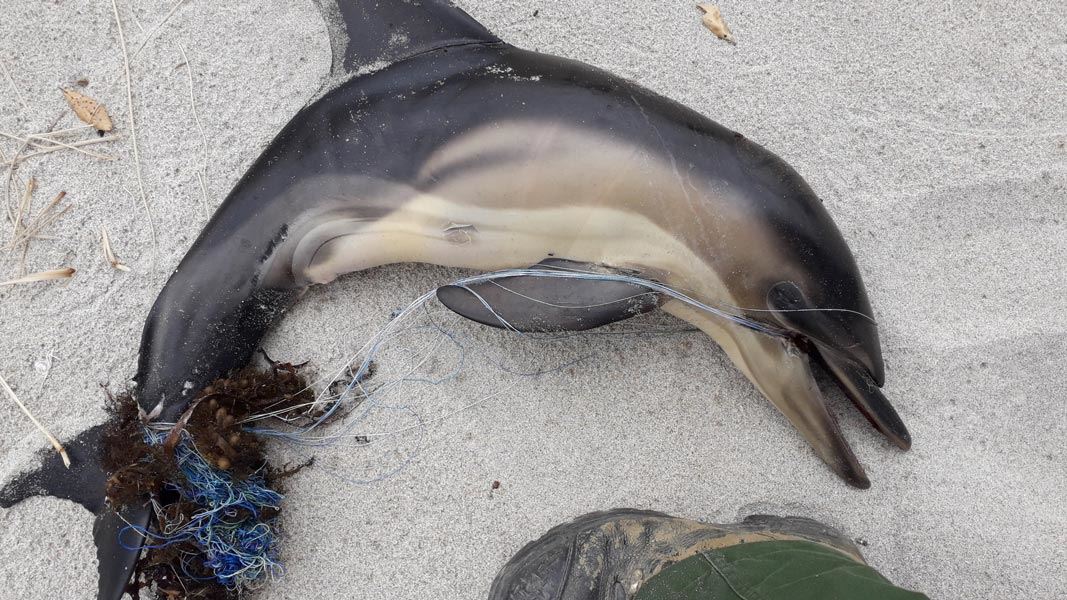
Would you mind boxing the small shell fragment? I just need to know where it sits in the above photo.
[696,4,735,44]
[62,88,114,132]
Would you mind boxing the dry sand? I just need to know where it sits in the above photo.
[0,1,1064,598]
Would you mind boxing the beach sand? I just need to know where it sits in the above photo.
[0,1,1064,598]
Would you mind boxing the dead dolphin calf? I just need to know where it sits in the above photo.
[491,510,931,600]
[1,0,909,597]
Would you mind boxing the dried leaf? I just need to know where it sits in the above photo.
[100,227,131,271]
[0,267,76,286]
[62,88,114,132]
[697,4,735,44]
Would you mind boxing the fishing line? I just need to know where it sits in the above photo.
[235,266,837,484]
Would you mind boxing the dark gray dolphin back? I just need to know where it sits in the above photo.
[314,0,500,76]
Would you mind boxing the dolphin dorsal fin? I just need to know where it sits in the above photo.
[314,0,500,78]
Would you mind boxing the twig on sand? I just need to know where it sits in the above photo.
[0,372,71,468]
[0,131,115,162]
[0,267,75,286]
[4,135,120,165]
[110,0,157,243]
[0,58,28,109]
[100,226,131,271]
[131,0,190,59]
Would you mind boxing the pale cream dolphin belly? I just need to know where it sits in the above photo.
[273,121,860,483]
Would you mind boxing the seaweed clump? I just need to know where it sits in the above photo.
[101,362,325,599]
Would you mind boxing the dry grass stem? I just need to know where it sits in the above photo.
[0,59,28,109]
[36,124,96,137]
[177,43,206,141]
[181,42,211,217]
[6,135,120,165]
[100,226,131,271]
[5,135,32,223]
[0,267,75,286]
[6,187,71,271]
[196,169,209,215]
[26,133,115,161]
[111,0,156,243]
[12,177,35,242]
[0,373,71,468]
[131,0,190,59]
[0,131,115,162]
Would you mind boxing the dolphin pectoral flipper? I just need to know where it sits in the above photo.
[436,259,663,332]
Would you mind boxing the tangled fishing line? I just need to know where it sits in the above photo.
[104,266,796,598]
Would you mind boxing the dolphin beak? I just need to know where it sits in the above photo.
[665,300,871,488]
[765,282,910,449]
[764,283,909,450]
[814,343,911,450]
[757,339,872,489]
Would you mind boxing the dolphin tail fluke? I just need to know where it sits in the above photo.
[0,424,149,600]
[1,424,109,512]
[94,506,151,600]
[436,259,663,332]
[314,0,500,78]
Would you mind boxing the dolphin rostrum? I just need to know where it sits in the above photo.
[0,1,909,597]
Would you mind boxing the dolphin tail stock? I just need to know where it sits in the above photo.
[0,424,150,600]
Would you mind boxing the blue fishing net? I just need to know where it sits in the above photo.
[119,429,284,589]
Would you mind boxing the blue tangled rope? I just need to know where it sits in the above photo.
[119,429,284,589]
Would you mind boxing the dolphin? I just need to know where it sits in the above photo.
[0,0,909,597]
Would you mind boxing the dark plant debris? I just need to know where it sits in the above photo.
[101,361,346,599]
